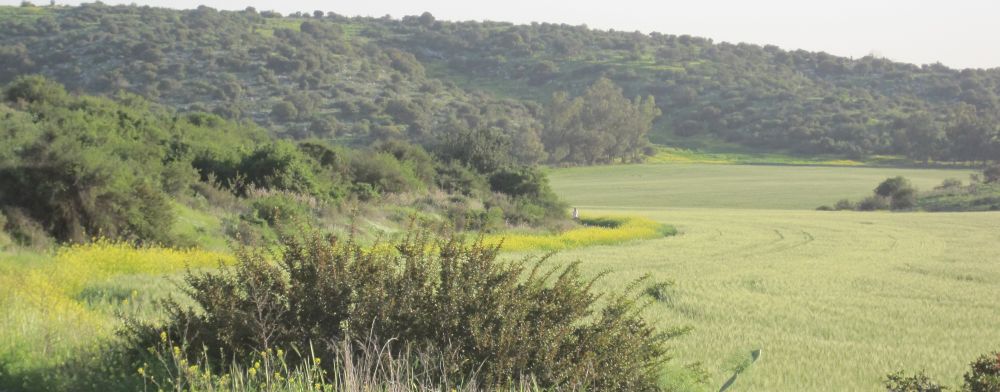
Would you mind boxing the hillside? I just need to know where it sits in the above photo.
[0,76,566,249]
[2,3,999,163]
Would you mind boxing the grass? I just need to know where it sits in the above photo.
[546,163,1000,391]
[172,202,230,251]
[646,146,867,166]
[548,163,974,210]
[0,240,231,385]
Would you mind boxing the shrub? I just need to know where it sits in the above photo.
[372,139,436,184]
[964,351,1000,392]
[984,165,1000,184]
[161,160,200,195]
[875,177,914,198]
[858,195,889,211]
[936,178,964,190]
[884,370,945,392]
[834,199,855,210]
[488,166,567,225]
[348,151,426,195]
[0,210,10,249]
[489,166,549,198]
[237,142,324,197]
[132,229,676,390]
[434,160,489,197]
[249,194,310,227]
[4,75,68,106]
[890,187,918,210]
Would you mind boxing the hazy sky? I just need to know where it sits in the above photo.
[12,0,1000,69]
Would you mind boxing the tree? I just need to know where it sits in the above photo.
[874,176,918,211]
[270,101,298,122]
[892,113,943,162]
[543,78,660,165]
[875,176,912,198]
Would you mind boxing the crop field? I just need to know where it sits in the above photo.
[547,164,1000,391]
[548,163,974,210]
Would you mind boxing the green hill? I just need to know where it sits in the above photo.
[2,3,999,164]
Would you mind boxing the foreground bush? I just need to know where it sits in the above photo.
[131,229,676,390]
[964,351,1000,392]
[884,370,945,392]
[886,350,1000,392]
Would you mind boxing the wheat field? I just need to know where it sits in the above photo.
[547,164,1000,391]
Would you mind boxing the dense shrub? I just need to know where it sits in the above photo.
[434,160,490,197]
[964,351,1000,392]
[985,165,1000,184]
[875,176,914,198]
[857,195,890,211]
[834,199,855,210]
[884,370,945,392]
[936,178,964,190]
[237,141,324,197]
[249,194,311,227]
[874,177,919,210]
[886,349,1000,392]
[891,187,918,210]
[372,139,437,184]
[132,229,675,390]
[348,152,427,195]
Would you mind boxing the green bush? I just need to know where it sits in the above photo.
[834,199,855,210]
[964,351,1000,392]
[132,229,676,390]
[348,151,426,195]
[372,139,437,184]
[884,370,945,392]
[487,166,567,225]
[238,141,324,197]
[985,165,1000,184]
[873,176,918,210]
[891,187,918,210]
[858,195,889,211]
[4,75,68,105]
[249,194,311,227]
[161,160,200,196]
[434,160,490,197]
[936,178,964,190]
[875,176,913,198]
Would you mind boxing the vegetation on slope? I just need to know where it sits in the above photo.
[0,76,569,248]
[0,4,661,167]
[3,3,999,163]
[817,166,1000,211]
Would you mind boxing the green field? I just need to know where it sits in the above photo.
[549,163,974,210]
[547,164,1000,391]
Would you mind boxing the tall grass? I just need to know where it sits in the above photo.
[484,215,676,252]
[139,335,543,392]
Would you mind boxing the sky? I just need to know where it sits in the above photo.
[10,0,1000,69]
